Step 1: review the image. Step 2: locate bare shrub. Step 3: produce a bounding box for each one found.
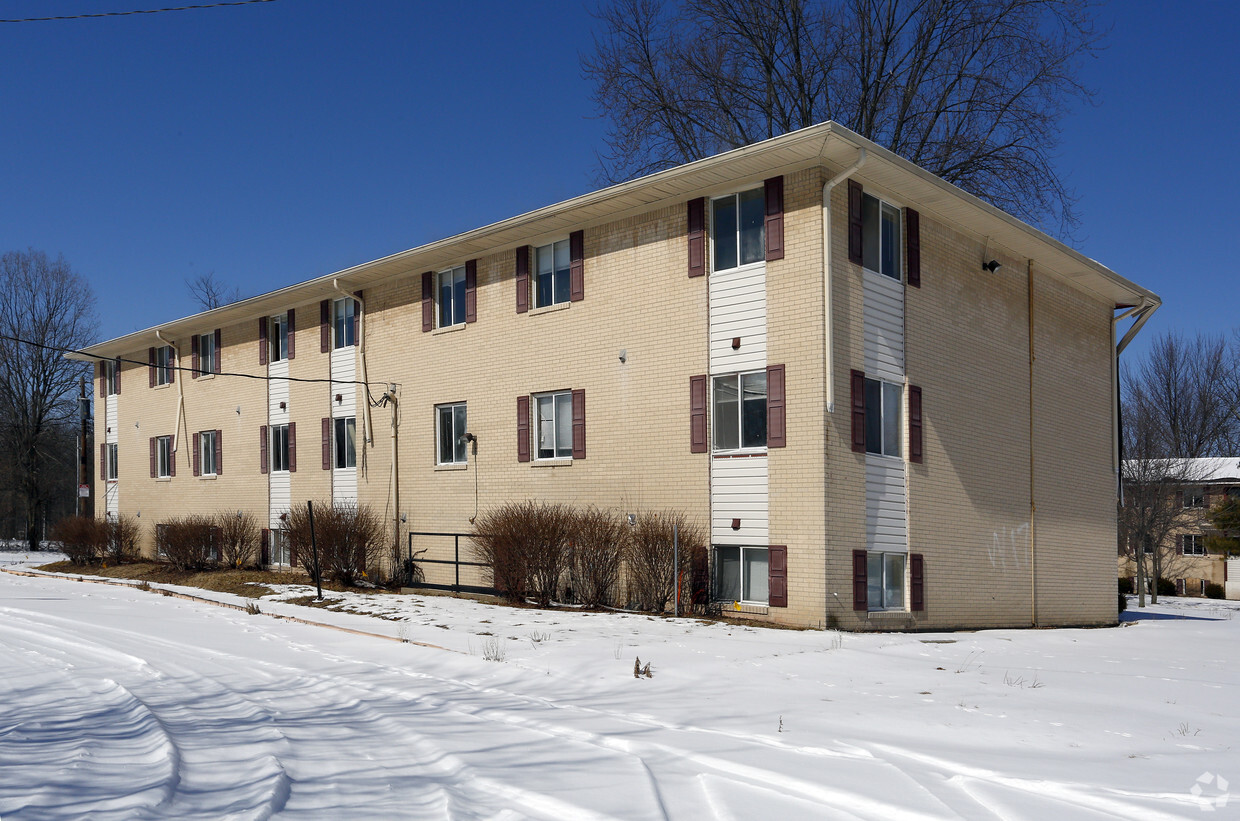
[472,501,575,606]
[50,516,107,565]
[105,514,142,564]
[570,507,627,608]
[285,501,386,586]
[215,511,260,569]
[158,515,219,571]
[626,510,704,613]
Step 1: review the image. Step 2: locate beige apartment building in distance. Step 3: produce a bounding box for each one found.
[76,122,1160,631]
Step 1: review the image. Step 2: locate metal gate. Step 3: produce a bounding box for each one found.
[404,531,496,596]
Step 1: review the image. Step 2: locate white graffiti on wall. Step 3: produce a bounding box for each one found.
[989,523,1030,571]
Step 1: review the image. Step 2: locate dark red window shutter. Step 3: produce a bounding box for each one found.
[767,364,786,448]
[421,271,433,332]
[853,549,868,610]
[114,358,121,394]
[569,230,585,302]
[910,553,925,611]
[215,429,223,474]
[689,375,708,453]
[168,441,176,476]
[320,300,330,353]
[908,385,923,463]
[905,208,921,288]
[322,417,331,470]
[100,443,106,480]
[214,329,222,373]
[148,347,156,388]
[571,388,586,459]
[193,432,201,476]
[168,347,175,385]
[260,425,268,475]
[149,437,156,478]
[768,545,788,607]
[517,396,530,462]
[687,197,706,277]
[850,369,867,452]
[515,247,530,313]
[287,308,296,359]
[465,259,478,323]
[288,422,297,472]
[258,317,268,366]
[97,361,104,397]
[1175,490,1184,507]
[847,179,864,265]
[1176,534,1184,554]
[352,291,362,347]
[191,334,200,378]
[764,175,784,261]
[260,529,270,565]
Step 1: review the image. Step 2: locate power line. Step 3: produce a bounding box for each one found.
[0,332,399,395]
[0,0,278,23]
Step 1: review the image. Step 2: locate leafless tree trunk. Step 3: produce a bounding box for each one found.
[583,0,1101,232]
[186,272,241,311]
[0,250,98,551]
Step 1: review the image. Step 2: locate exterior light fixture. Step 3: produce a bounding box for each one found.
[983,259,1002,274]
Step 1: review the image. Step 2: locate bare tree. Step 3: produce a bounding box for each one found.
[186,272,241,310]
[583,0,1101,231]
[0,250,98,551]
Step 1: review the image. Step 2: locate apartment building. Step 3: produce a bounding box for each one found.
[77,121,1159,630]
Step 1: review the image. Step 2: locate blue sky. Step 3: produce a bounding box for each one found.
[1,0,1236,362]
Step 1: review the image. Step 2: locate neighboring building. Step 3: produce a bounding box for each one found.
[1119,458,1240,597]
[74,121,1159,630]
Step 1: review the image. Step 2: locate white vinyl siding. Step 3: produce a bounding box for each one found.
[711,455,769,545]
[866,457,908,552]
[709,263,767,372]
[330,345,357,505]
[268,357,290,526]
[863,269,904,382]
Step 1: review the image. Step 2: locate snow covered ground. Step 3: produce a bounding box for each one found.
[0,555,1236,819]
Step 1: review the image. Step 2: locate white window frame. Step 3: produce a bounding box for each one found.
[102,360,118,396]
[437,265,467,328]
[534,391,572,460]
[713,545,770,605]
[1182,534,1206,556]
[155,346,174,386]
[198,332,216,375]
[534,239,571,308]
[105,443,118,481]
[333,297,356,349]
[436,402,468,465]
[334,416,357,469]
[711,371,768,453]
[710,187,765,273]
[270,529,292,567]
[867,550,907,611]
[156,435,172,478]
[199,430,217,476]
[865,377,903,459]
[862,193,903,282]
[270,424,290,473]
[270,313,289,363]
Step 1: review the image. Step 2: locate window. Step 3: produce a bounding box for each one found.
[867,551,906,610]
[711,188,764,272]
[438,266,467,327]
[333,298,356,348]
[714,545,769,604]
[333,417,356,469]
[535,240,571,308]
[102,360,118,395]
[862,193,902,280]
[535,391,572,459]
[712,371,767,451]
[270,529,292,566]
[436,403,468,465]
[154,346,174,386]
[197,332,216,375]
[156,435,172,478]
[198,430,217,476]
[270,313,289,362]
[865,378,902,457]
[270,424,290,472]
[105,443,118,481]
[1183,488,1205,508]
[1182,534,1206,556]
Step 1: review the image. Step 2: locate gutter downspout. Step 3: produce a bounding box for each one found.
[154,330,185,465]
[822,148,866,414]
[1027,261,1037,627]
[332,280,375,459]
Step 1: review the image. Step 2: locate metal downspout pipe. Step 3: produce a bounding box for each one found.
[154,330,184,465]
[331,280,375,456]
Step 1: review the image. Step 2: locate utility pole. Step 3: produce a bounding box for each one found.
[77,376,90,518]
